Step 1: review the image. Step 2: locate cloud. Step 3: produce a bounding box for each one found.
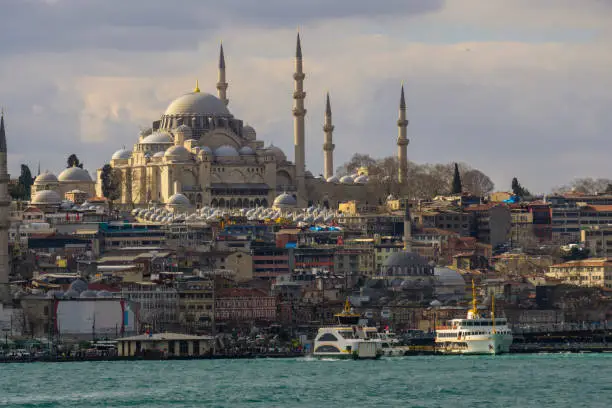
[1,0,612,193]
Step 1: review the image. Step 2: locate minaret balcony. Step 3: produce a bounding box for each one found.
[323,143,335,151]
[293,72,306,81]
[323,124,335,132]
[292,108,307,117]
[216,82,228,90]
[397,119,409,127]
[397,138,409,146]
[293,91,306,99]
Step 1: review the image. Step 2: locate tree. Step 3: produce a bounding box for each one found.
[100,164,121,206]
[67,154,83,169]
[335,153,377,176]
[18,164,34,200]
[463,169,494,196]
[511,177,531,198]
[451,163,462,194]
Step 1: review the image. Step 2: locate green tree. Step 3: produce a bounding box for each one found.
[511,177,531,198]
[100,164,121,208]
[451,163,462,194]
[18,164,34,200]
[67,154,83,169]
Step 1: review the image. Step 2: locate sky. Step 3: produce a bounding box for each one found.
[1,0,611,194]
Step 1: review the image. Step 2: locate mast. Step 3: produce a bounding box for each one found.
[471,279,478,317]
[491,292,496,334]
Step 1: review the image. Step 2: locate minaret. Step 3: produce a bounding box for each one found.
[403,200,412,251]
[217,42,229,106]
[323,92,335,180]
[293,32,307,206]
[397,84,409,185]
[0,111,10,303]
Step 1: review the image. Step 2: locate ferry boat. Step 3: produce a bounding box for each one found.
[435,280,513,355]
[312,299,382,360]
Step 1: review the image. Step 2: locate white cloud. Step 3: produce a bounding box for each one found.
[1,1,611,193]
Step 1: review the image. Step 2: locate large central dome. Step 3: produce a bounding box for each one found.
[164,91,231,117]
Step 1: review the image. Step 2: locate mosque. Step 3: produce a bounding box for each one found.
[30,34,410,212]
[96,34,411,211]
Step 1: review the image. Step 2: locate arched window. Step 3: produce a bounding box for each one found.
[314,345,341,353]
[317,333,338,342]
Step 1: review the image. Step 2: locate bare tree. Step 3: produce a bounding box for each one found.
[463,169,495,196]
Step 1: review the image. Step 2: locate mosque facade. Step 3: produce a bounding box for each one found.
[96,34,410,211]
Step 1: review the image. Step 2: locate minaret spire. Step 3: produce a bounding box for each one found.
[397,83,409,185]
[217,42,229,106]
[293,31,307,207]
[0,110,6,153]
[323,92,335,180]
[0,109,9,303]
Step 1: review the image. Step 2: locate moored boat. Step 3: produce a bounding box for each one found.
[312,299,382,360]
[435,280,513,355]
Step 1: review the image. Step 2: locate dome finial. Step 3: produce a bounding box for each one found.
[194,80,200,93]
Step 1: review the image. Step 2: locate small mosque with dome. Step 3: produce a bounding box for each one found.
[93,34,411,211]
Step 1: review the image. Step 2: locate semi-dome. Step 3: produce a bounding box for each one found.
[266,145,286,162]
[383,251,429,268]
[243,125,256,140]
[273,193,297,208]
[167,193,190,207]
[201,146,213,154]
[326,175,340,183]
[140,131,173,144]
[340,175,354,184]
[34,171,58,184]
[58,167,93,182]
[164,145,191,161]
[174,124,192,136]
[31,190,62,205]
[434,267,467,287]
[112,148,132,160]
[215,145,239,157]
[164,91,231,117]
[238,146,255,155]
[354,175,369,184]
[153,151,165,158]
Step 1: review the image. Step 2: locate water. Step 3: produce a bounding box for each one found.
[1,354,611,407]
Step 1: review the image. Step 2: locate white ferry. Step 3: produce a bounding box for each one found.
[312,300,382,360]
[435,280,513,355]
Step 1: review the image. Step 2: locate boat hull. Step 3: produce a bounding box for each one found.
[436,333,513,355]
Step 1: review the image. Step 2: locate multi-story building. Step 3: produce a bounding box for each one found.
[176,278,214,331]
[215,288,276,324]
[552,204,612,243]
[98,222,166,252]
[337,214,404,237]
[547,258,612,289]
[414,209,472,237]
[251,246,290,279]
[333,247,374,278]
[464,203,511,248]
[581,225,612,258]
[121,282,179,331]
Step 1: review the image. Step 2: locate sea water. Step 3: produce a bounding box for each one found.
[1,354,611,407]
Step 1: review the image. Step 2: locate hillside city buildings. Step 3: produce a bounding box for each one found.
[1,36,612,344]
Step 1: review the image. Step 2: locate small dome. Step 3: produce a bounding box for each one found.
[273,193,297,208]
[153,151,165,158]
[34,172,58,184]
[139,128,153,137]
[80,290,98,298]
[266,145,286,162]
[434,267,467,286]
[167,193,190,207]
[215,145,239,157]
[112,148,132,160]
[239,146,255,155]
[305,170,313,178]
[164,145,191,161]
[174,124,192,136]
[69,279,88,293]
[201,146,213,154]
[140,131,173,144]
[31,190,62,205]
[340,175,354,184]
[58,167,93,182]
[326,176,340,183]
[383,251,429,268]
[164,92,232,117]
[354,175,369,184]
[243,125,256,140]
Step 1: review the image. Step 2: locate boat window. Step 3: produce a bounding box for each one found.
[318,333,339,342]
[314,345,341,353]
[337,331,356,339]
